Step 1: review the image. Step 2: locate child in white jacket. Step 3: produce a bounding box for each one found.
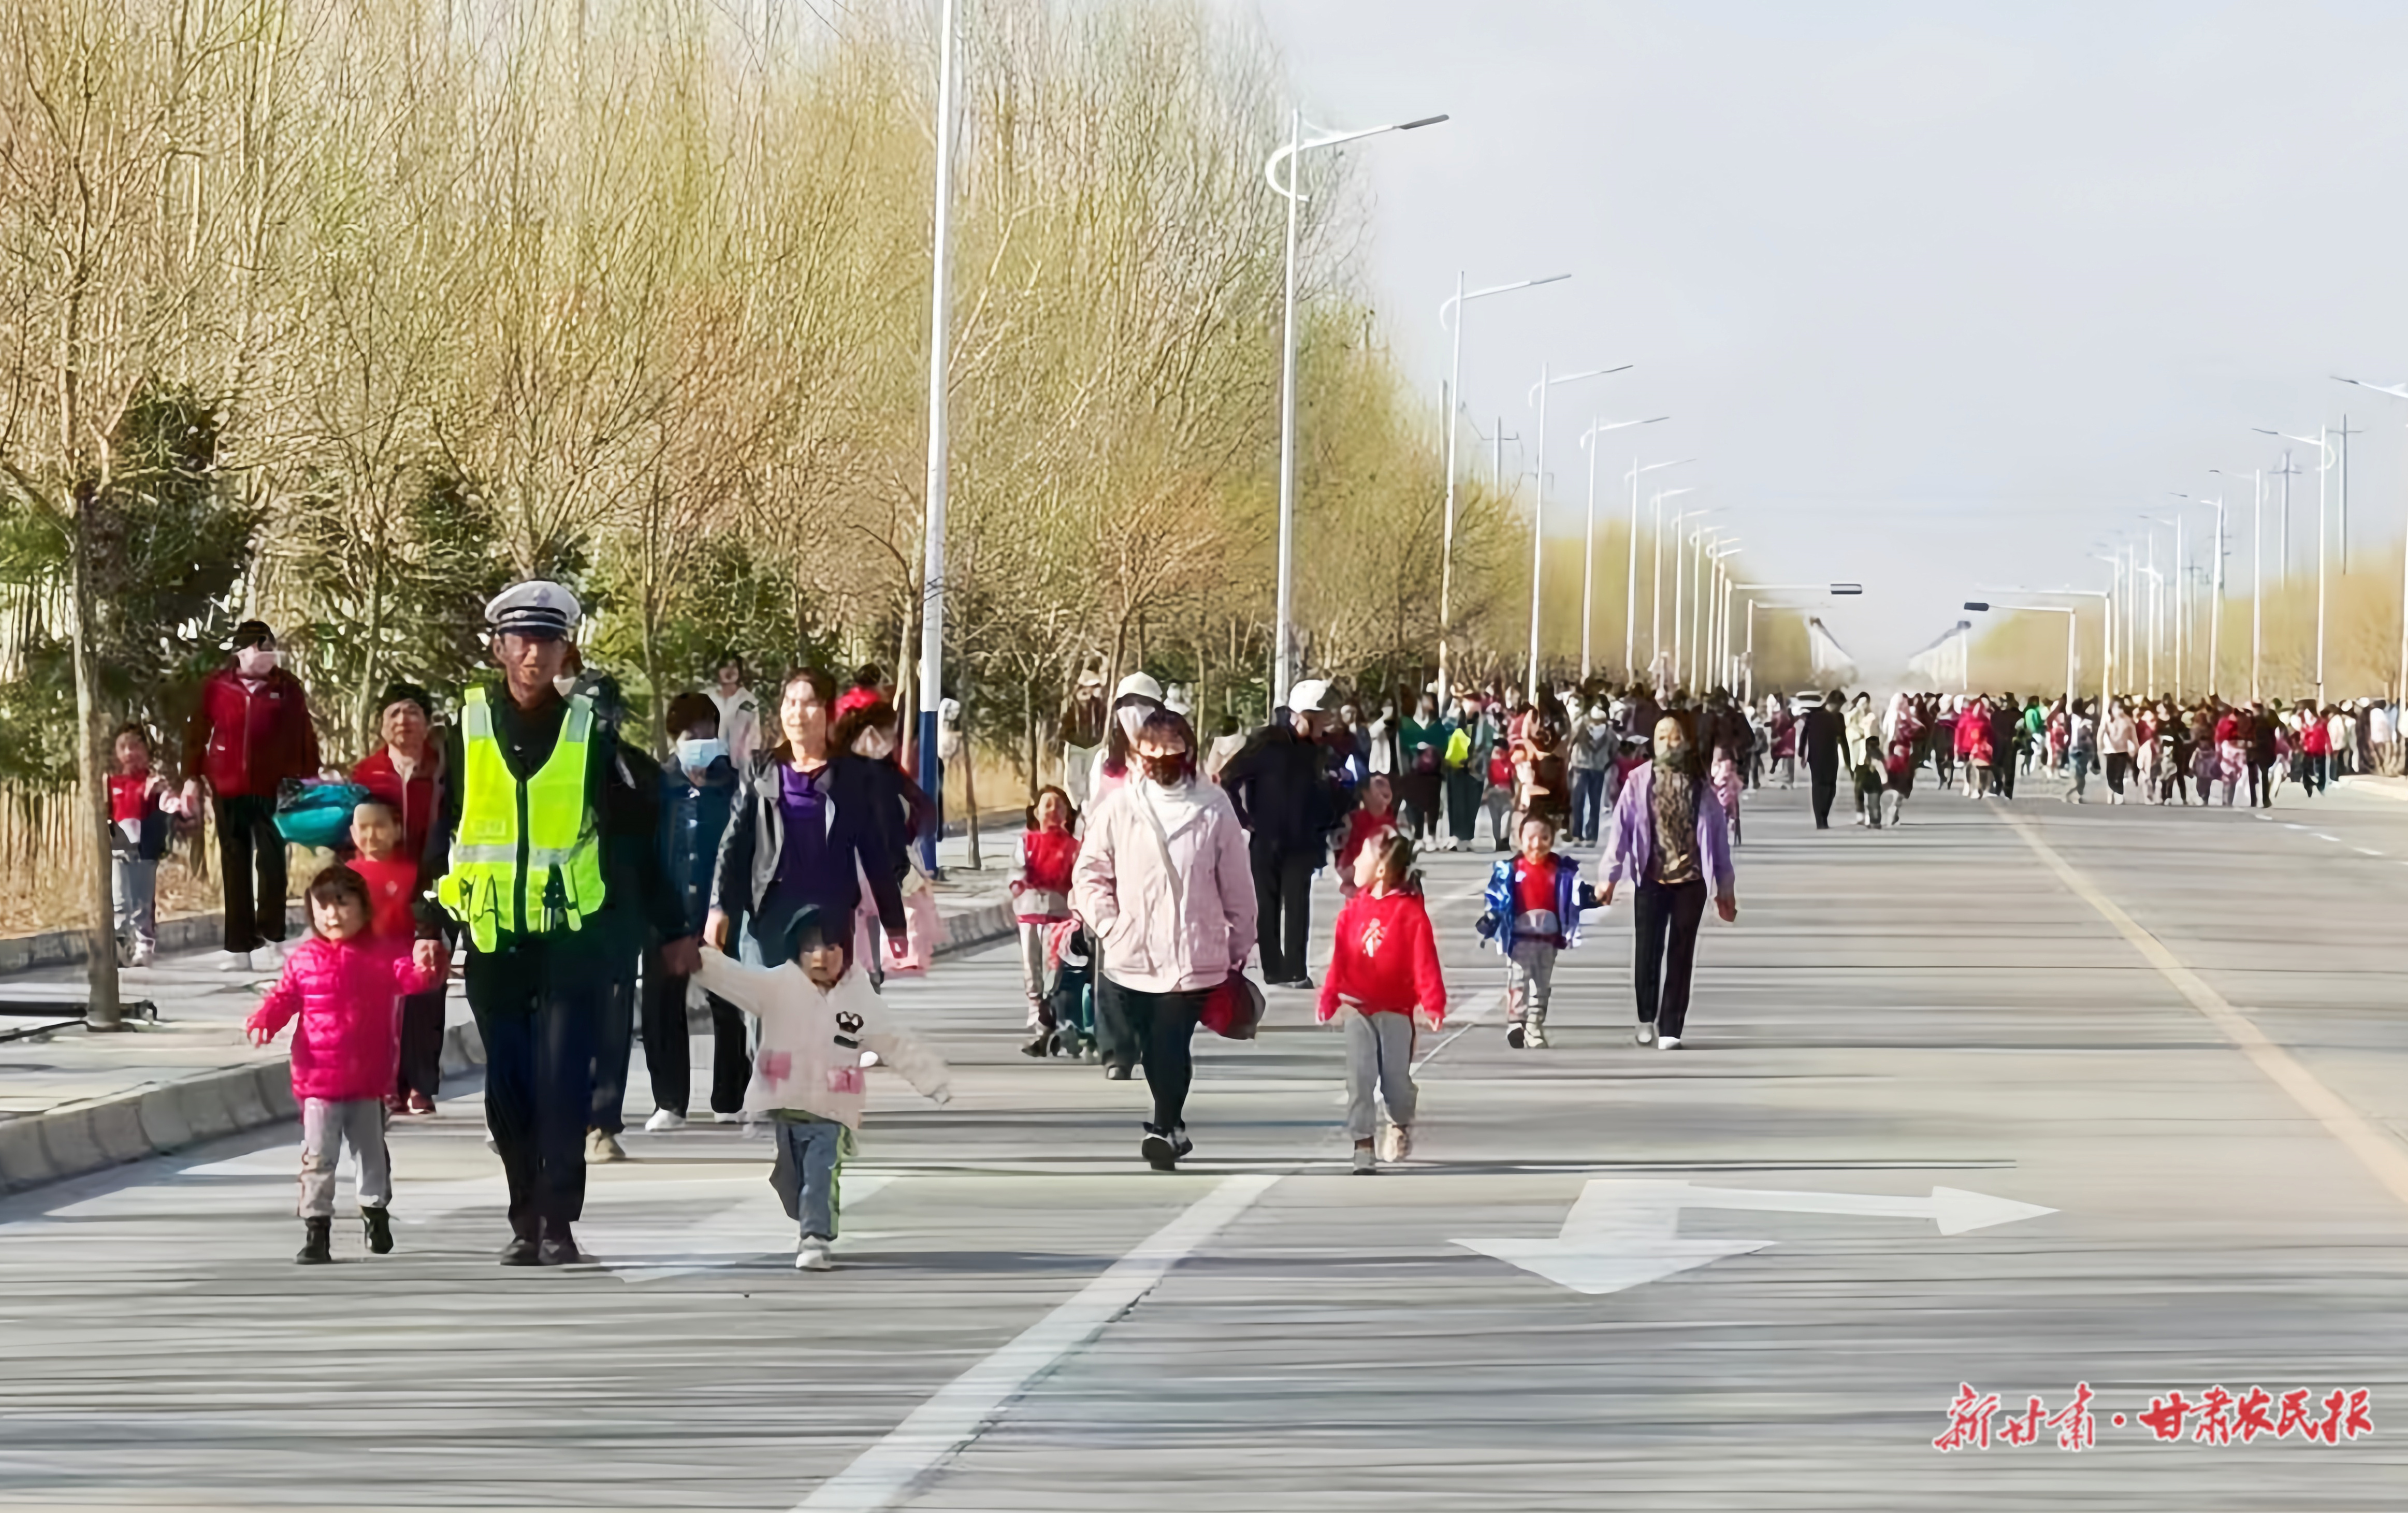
[694,906,952,1271]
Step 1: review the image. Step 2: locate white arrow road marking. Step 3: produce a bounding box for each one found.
[1456,1180,2056,1296]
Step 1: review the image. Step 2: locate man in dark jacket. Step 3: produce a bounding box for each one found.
[1800,690,1846,830]
[182,620,320,969]
[415,584,698,1265]
[1988,694,2022,801]
[1221,678,1353,987]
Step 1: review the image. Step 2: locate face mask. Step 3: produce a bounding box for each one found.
[675,736,724,771]
[1656,740,1688,769]
[1141,754,1186,786]
[856,730,896,761]
[1116,705,1149,742]
[235,647,278,678]
[554,674,578,697]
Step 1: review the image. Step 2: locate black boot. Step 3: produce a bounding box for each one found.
[296,1216,332,1265]
[362,1206,394,1256]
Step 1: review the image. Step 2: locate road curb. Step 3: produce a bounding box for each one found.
[0,906,1014,1200]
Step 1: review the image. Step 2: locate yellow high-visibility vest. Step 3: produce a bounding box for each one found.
[437,685,607,952]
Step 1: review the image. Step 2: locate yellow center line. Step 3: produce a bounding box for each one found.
[2000,811,2408,1210]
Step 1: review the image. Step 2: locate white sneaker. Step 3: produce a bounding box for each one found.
[1351,1145,1377,1175]
[643,1109,686,1133]
[1658,1035,1682,1051]
[796,1237,834,1271]
[1525,1022,1549,1049]
[713,1111,742,1124]
[127,941,155,968]
[1380,1124,1412,1163]
[213,949,253,972]
[251,940,286,970]
[1635,1023,1657,1045]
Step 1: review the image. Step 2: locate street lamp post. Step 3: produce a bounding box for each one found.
[1965,601,2078,706]
[2211,467,2265,701]
[2261,426,2336,702]
[1575,415,1667,679]
[2172,493,2225,698]
[913,0,961,874]
[1626,458,1691,678]
[1649,486,1694,686]
[1437,270,1569,704]
[1266,108,1447,709]
[2333,376,2408,713]
[1525,361,1632,702]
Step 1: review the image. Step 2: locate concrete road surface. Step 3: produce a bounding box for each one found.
[4,777,2404,1509]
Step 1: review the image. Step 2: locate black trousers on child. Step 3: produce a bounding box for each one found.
[1633,877,1709,1039]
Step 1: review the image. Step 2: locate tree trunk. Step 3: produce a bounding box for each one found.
[71,485,123,1029]
[962,709,981,871]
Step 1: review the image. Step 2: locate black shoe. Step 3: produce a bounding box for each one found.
[362,1206,394,1256]
[1141,1128,1179,1171]
[536,1222,584,1266]
[1021,1032,1050,1058]
[1105,1063,1134,1081]
[1505,1024,1526,1050]
[500,1232,541,1267]
[1287,974,1315,991]
[295,1216,332,1265]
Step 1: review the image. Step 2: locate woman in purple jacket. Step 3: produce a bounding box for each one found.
[1602,717,1738,1051]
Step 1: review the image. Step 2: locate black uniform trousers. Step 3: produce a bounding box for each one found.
[1808,759,1839,829]
[467,939,606,1236]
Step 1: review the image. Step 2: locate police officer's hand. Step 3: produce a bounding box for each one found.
[661,935,703,977]
[413,939,443,977]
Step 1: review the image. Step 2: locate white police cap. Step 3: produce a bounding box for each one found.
[486,580,582,639]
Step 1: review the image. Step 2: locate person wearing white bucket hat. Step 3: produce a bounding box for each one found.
[1220,676,1352,988]
[1086,672,1165,810]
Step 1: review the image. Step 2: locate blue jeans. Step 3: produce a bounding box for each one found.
[1571,768,1607,841]
[771,1117,848,1241]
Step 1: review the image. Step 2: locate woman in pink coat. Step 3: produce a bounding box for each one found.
[1070,708,1257,1172]
[247,865,441,1264]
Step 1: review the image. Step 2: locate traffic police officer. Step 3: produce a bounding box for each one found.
[416,581,699,1264]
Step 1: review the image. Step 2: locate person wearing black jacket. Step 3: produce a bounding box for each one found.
[414,584,698,1267]
[1988,693,2021,802]
[1800,690,1846,830]
[1220,678,1354,987]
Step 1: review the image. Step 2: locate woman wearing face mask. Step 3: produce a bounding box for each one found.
[183,620,321,972]
[708,668,908,975]
[1069,709,1257,1170]
[1089,673,1166,810]
[1601,716,1737,1051]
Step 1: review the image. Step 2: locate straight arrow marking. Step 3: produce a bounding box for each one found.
[1456,1180,2055,1296]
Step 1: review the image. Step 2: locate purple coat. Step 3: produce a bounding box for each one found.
[1604,763,1735,895]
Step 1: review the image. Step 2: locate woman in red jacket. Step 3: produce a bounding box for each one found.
[182,621,320,971]
[1318,831,1446,1175]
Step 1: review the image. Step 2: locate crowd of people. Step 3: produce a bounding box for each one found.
[139,583,2400,1274]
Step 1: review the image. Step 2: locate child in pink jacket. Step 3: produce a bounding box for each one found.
[247,865,439,1264]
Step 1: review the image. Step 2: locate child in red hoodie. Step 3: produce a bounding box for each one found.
[1011,786,1080,1054]
[1334,774,1399,901]
[1318,831,1446,1174]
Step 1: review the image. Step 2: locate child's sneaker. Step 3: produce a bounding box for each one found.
[1526,1022,1549,1049]
[795,1236,834,1271]
[1351,1145,1376,1175]
[362,1207,394,1255]
[1505,1023,1526,1050]
[296,1216,332,1265]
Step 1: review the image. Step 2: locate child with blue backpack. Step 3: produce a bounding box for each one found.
[1476,812,1604,1049]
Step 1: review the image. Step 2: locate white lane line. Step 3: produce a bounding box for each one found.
[2312,832,2342,843]
[1415,990,1506,1070]
[2353,846,2385,857]
[794,1172,1279,1511]
[2001,812,2408,1211]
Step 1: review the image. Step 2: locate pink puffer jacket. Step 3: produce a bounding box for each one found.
[246,936,438,1102]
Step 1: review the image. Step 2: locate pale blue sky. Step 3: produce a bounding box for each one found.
[1247,0,2408,672]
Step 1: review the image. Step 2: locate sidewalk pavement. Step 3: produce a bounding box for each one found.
[0,822,1015,1197]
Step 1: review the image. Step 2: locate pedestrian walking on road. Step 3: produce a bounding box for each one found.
[1476,813,1602,1050]
[694,905,950,1271]
[1602,716,1737,1051]
[2100,700,2137,804]
[1220,678,1351,989]
[1801,690,1845,828]
[345,797,441,1116]
[183,619,320,972]
[107,722,182,968]
[1070,709,1258,1171]
[1320,831,1446,1175]
[641,693,749,1132]
[422,583,700,1267]
[1010,786,1080,1057]
[249,865,441,1264]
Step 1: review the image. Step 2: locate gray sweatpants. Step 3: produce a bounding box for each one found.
[1344,1009,1418,1141]
[299,1097,390,1218]
[111,856,157,951]
[1017,921,1054,1026]
[1505,939,1557,1027]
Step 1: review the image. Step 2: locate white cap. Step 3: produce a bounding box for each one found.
[1287,677,1331,714]
[1114,672,1164,704]
[485,580,582,638]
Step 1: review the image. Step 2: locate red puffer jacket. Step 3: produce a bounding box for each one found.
[184,666,319,799]
[245,935,437,1102]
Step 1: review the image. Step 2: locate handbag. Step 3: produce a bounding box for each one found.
[1198,971,1266,1040]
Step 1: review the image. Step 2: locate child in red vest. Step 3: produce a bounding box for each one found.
[349,797,446,1114]
[1319,832,1446,1174]
[1011,786,1080,1055]
[1334,774,1399,900]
